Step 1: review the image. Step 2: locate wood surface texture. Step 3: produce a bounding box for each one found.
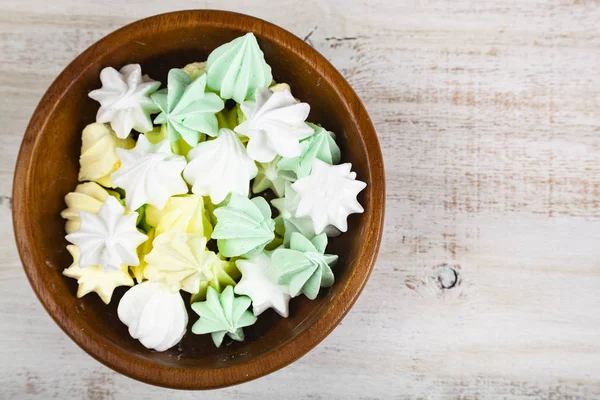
[1,0,599,399]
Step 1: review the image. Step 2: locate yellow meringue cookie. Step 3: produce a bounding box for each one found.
[145,194,213,239]
[78,123,134,187]
[60,182,119,234]
[132,227,156,284]
[145,124,167,144]
[63,245,133,304]
[216,107,241,131]
[269,82,291,93]
[182,61,207,81]
[145,124,195,157]
[171,136,195,157]
[191,255,240,303]
[144,232,225,294]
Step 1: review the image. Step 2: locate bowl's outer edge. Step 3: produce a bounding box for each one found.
[12,10,386,390]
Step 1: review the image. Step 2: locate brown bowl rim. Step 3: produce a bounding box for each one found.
[12,10,385,389]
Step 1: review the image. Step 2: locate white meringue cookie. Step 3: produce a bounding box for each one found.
[112,134,188,211]
[291,159,366,235]
[65,196,147,271]
[117,282,188,352]
[183,128,258,204]
[63,245,133,305]
[234,88,314,163]
[88,64,161,139]
[234,252,291,317]
[272,182,340,245]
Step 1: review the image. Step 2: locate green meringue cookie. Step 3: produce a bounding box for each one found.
[206,32,273,104]
[278,123,341,178]
[191,286,257,347]
[272,232,338,300]
[152,69,224,146]
[211,194,275,258]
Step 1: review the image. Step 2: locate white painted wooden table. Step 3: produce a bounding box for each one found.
[2,1,600,398]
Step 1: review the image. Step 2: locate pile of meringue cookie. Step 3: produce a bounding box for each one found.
[60,32,366,351]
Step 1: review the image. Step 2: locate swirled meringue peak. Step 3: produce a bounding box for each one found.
[144,232,218,294]
[292,159,366,235]
[191,286,257,348]
[206,32,273,104]
[272,232,338,300]
[65,196,147,271]
[278,123,341,178]
[118,281,188,352]
[112,134,188,211]
[272,182,340,246]
[235,88,314,163]
[183,128,258,204]
[88,64,161,139]
[211,194,275,258]
[152,69,224,146]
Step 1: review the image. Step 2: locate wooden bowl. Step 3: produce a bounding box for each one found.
[12,10,385,389]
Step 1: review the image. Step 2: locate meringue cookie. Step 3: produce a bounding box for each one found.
[190,254,239,304]
[182,61,207,80]
[144,124,167,144]
[234,252,291,317]
[191,286,257,348]
[63,245,133,304]
[272,182,340,245]
[211,194,275,258]
[272,232,338,300]
[216,106,242,131]
[269,82,291,93]
[206,32,273,104]
[88,64,161,139]
[252,156,296,197]
[112,134,188,211]
[292,159,366,235]
[235,88,314,162]
[61,182,115,234]
[278,123,341,178]
[144,232,218,294]
[118,281,188,352]
[183,128,258,204]
[65,196,147,271]
[152,69,224,146]
[78,123,135,187]
[132,227,155,284]
[145,195,212,239]
[146,123,197,157]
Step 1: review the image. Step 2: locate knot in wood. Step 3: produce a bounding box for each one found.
[435,264,459,290]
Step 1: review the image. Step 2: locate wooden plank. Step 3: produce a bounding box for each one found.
[2,0,600,398]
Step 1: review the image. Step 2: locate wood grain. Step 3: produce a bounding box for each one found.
[2,0,600,398]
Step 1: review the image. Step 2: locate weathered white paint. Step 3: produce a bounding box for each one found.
[1,0,600,398]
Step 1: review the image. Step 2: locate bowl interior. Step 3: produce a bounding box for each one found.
[16,12,382,388]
